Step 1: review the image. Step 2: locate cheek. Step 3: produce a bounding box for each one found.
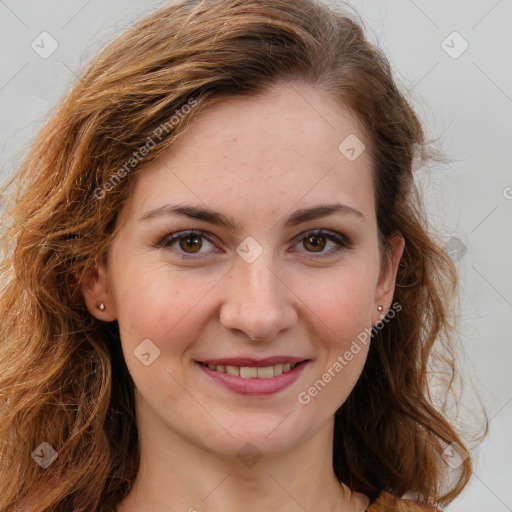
[294,264,377,339]
[292,266,375,403]
[111,256,221,352]
[111,262,217,407]
[296,283,373,415]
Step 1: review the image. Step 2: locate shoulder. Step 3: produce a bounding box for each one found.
[366,490,442,512]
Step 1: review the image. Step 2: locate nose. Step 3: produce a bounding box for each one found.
[219,254,297,342]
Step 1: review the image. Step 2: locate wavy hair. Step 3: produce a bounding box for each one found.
[0,0,487,510]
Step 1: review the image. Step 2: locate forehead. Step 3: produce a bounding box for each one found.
[123,81,376,230]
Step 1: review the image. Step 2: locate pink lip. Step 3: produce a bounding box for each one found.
[196,359,310,396]
[200,356,307,367]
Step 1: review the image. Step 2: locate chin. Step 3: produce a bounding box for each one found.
[199,412,308,462]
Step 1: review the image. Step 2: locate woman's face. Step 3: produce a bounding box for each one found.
[84,81,403,462]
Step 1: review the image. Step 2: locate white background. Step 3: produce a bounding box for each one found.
[0,1,511,511]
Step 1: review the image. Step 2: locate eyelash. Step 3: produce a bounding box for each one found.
[158,229,352,260]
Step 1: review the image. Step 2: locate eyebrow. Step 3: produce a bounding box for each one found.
[139,202,365,229]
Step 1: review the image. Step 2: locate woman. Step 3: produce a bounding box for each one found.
[0,0,487,511]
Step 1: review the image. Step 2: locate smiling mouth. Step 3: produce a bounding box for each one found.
[197,361,307,379]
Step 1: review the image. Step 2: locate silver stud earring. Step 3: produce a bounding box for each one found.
[98,303,105,311]
[377,305,383,312]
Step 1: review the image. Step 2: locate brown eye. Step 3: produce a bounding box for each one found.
[160,230,216,259]
[303,235,327,252]
[293,229,351,258]
[179,235,203,253]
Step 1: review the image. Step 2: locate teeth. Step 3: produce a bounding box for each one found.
[204,362,299,379]
[273,364,283,376]
[225,365,240,376]
[240,366,258,378]
[256,366,273,378]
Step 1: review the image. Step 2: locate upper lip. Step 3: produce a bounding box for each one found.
[198,356,309,367]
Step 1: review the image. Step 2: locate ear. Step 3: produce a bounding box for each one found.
[373,232,405,324]
[81,257,117,322]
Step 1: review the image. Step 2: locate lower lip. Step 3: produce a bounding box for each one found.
[197,361,309,396]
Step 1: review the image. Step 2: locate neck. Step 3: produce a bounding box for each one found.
[115,400,365,512]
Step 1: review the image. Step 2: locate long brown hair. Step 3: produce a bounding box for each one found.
[0,0,487,510]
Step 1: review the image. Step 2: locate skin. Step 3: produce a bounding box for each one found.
[82,80,404,512]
